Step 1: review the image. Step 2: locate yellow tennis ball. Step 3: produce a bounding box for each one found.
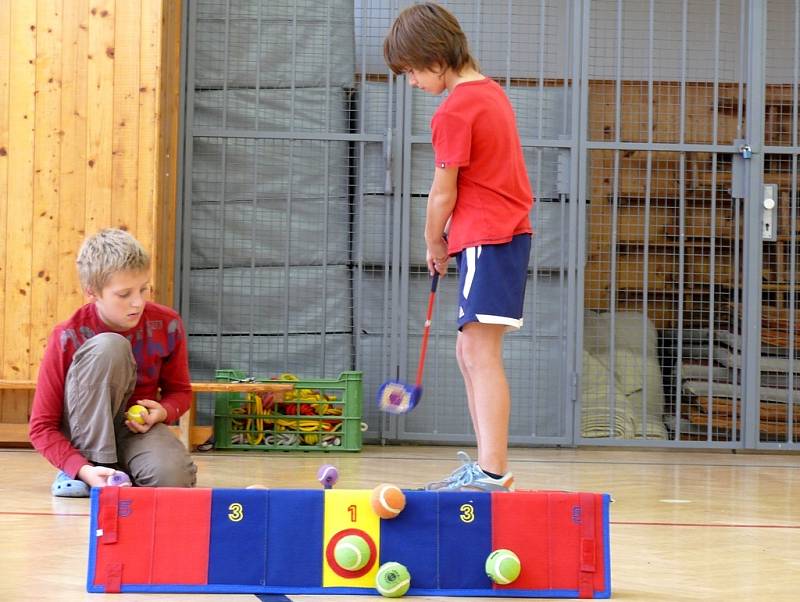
[485,549,521,585]
[375,561,410,597]
[333,534,371,572]
[126,404,148,425]
[370,483,406,519]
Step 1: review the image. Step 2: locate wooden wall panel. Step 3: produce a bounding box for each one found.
[24,0,63,425]
[5,2,37,389]
[0,0,182,432]
[58,0,89,319]
[154,0,182,303]
[137,0,160,274]
[0,2,11,421]
[111,1,140,230]
[32,0,63,372]
[0,3,10,423]
[85,0,115,232]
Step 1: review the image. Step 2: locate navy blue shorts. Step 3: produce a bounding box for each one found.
[454,233,531,331]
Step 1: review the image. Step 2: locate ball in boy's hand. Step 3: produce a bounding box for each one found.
[317,464,339,489]
[370,483,406,519]
[106,471,131,487]
[126,404,148,424]
[333,534,371,572]
[375,561,411,597]
[485,549,521,585]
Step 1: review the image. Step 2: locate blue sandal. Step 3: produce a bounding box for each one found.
[51,471,90,498]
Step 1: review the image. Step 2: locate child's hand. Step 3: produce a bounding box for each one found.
[125,399,168,433]
[426,243,450,276]
[77,464,116,488]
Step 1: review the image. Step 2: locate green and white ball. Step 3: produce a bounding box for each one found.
[485,548,521,585]
[375,561,411,597]
[333,534,370,572]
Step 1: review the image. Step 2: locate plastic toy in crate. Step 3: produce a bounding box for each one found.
[213,370,363,452]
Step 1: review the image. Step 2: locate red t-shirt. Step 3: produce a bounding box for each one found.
[431,78,533,254]
[28,301,192,477]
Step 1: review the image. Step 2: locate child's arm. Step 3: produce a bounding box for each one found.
[154,314,192,424]
[425,165,458,274]
[28,329,91,478]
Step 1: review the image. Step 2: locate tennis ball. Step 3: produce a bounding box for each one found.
[370,483,406,519]
[125,404,148,425]
[375,561,410,597]
[333,534,371,572]
[485,549,521,585]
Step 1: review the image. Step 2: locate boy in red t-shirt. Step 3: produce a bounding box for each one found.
[29,228,196,496]
[385,3,533,491]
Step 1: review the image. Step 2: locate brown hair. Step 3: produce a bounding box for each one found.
[383,2,478,76]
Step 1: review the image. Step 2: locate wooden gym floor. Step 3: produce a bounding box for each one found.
[1,445,799,601]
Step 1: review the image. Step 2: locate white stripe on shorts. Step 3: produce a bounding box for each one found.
[475,313,524,330]
[462,246,482,299]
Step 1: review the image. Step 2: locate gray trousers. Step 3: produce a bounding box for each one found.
[62,332,196,487]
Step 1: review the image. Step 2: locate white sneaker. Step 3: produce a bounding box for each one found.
[424,451,515,492]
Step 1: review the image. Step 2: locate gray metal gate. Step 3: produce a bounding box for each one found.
[580,0,800,450]
[179,0,800,450]
[179,0,577,445]
[759,0,800,449]
[383,1,580,445]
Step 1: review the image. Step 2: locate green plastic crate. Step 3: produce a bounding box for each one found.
[212,370,362,452]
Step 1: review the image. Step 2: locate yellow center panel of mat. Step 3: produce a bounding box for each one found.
[322,489,381,588]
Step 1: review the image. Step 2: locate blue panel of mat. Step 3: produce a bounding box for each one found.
[208,488,269,585]
[437,491,493,590]
[379,490,438,588]
[266,489,324,587]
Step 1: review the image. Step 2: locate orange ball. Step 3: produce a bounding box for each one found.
[370,483,406,519]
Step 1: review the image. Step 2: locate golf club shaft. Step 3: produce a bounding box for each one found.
[414,271,439,388]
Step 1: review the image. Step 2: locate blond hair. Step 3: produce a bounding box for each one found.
[76,228,151,294]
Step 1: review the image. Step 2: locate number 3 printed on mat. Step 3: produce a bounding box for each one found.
[459,503,474,523]
[228,502,244,522]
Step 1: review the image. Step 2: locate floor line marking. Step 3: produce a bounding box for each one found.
[0,511,90,517]
[612,520,800,529]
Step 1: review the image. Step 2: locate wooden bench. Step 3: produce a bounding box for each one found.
[0,379,294,450]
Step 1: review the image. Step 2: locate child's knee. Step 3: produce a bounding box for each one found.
[85,332,132,358]
[74,332,136,375]
[134,458,197,488]
[458,326,504,368]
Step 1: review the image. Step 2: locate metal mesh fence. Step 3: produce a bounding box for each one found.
[584,0,748,445]
[582,0,800,449]
[180,0,800,450]
[182,0,574,446]
[185,0,370,439]
[760,0,800,446]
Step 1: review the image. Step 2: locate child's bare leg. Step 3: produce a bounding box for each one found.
[456,332,480,446]
[458,322,509,475]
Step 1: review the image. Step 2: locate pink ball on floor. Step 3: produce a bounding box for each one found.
[107,471,131,487]
[317,464,339,489]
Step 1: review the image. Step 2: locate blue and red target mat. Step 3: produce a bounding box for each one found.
[87,486,611,598]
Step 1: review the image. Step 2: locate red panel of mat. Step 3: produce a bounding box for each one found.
[491,490,551,590]
[93,487,157,588]
[151,488,212,585]
[548,492,588,589]
[492,491,606,595]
